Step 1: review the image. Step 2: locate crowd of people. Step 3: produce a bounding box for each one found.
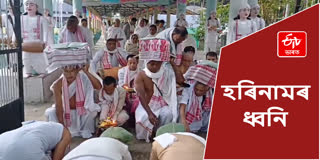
[0,0,266,159]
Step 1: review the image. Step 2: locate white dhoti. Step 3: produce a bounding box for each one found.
[45,71,101,138]
[135,63,177,142]
[135,103,173,142]
[23,51,48,75]
[45,106,97,138]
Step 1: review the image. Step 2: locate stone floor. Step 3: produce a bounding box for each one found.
[23,35,208,160]
[25,101,153,160]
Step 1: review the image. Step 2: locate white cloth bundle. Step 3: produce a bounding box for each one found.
[44,42,89,71]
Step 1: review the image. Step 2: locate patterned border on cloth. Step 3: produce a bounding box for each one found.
[184,65,217,88]
[45,43,89,70]
[139,38,171,62]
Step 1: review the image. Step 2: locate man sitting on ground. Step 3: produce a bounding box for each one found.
[91,38,128,73]
[179,63,217,132]
[0,121,71,160]
[135,38,178,142]
[98,76,128,126]
[45,64,102,138]
[118,55,139,114]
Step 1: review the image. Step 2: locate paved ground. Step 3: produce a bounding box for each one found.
[25,101,153,160]
[23,35,208,160]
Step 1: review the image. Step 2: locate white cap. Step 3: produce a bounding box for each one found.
[239,2,251,10]
[251,4,260,9]
[24,0,37,5]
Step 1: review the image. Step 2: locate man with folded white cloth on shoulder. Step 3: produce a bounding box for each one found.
[91,38,128,73]
[150,131,205,160]
[135,38,178,142]
[59,16,94,58]
[45,45,102,138]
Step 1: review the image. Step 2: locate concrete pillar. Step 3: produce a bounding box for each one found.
[206,0,217,18]
[166,10,171,28]
[43,0,53,15]
[154,9,158,23]
[285,3,290,17]
[227,0,248,44]
[72,0,83,17]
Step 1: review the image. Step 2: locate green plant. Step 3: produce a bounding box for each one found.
[194,10,206,41]
[216,3,230,28]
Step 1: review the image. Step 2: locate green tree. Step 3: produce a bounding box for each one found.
[216,3,230,27]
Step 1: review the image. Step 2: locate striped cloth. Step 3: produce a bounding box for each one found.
[184,64,217,88]
[45,43,89,71]
[139,38,171,62]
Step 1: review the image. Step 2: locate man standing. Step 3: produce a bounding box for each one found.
[123,17,137,40]
[59,16,92,45]
[156,27,188,66]
[0,121,71,160]
[81,18,94,53]
[91,38,128,72]
[135,38,178,142]
[156,27,189,86]
[107,19,127,48]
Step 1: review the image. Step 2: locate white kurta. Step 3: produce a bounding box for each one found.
[230,19,257,43]
[0,121,64,160]
[107,26,127,48]
[205,19,220,52]
[21,15,48,75]
[135,63,178,142]
[45,71,101,138]
[63,137,132,160]
[179,84,210,132]
[250,16,265,31]
[90,47,128,72]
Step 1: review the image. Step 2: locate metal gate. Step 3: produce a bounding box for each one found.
[0,0,24,134]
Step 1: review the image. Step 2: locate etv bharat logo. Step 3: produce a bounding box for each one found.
[277,31,307,58]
